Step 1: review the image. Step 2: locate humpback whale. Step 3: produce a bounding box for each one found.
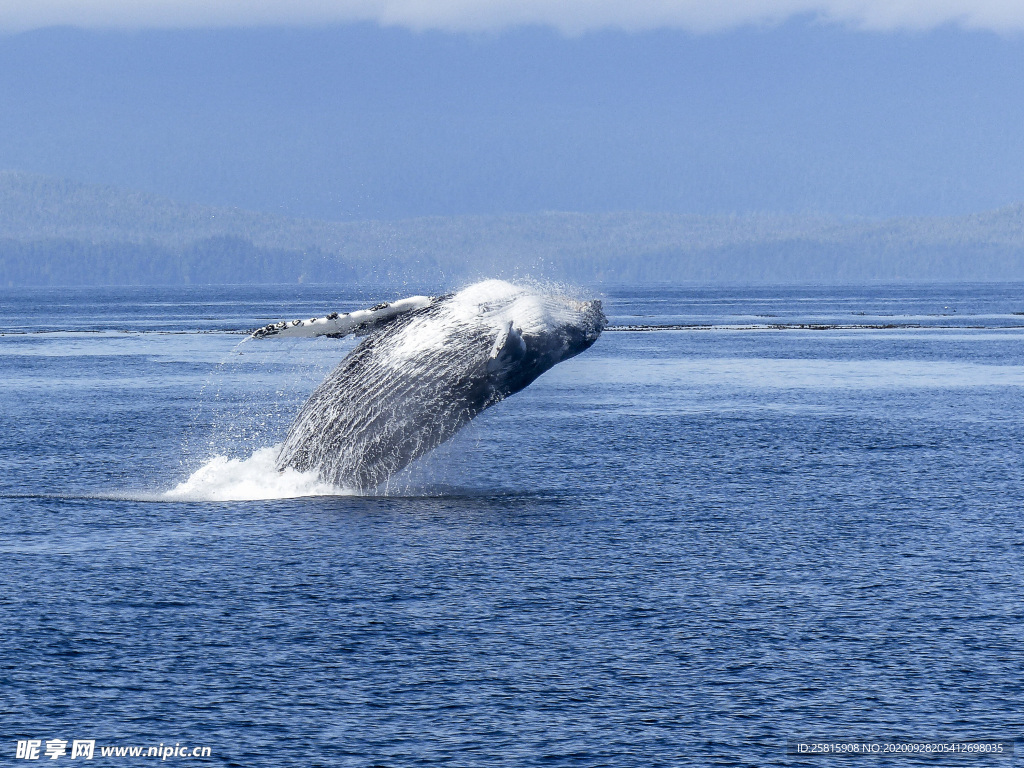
[252,280,606,490]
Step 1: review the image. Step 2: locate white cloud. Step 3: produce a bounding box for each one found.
[1,0,1023,34]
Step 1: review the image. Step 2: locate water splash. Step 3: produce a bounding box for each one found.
[163,445,348,501]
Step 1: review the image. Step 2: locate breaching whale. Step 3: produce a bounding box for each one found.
[252,280,606,490]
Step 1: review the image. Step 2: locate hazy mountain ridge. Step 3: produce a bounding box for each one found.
[2,171,1024,286]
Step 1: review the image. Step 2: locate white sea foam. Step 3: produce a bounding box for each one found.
[162,445,348,501]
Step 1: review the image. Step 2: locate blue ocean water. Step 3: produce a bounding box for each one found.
[2,283,1023,766]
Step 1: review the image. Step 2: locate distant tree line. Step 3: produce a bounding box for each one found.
[3,171,1024,286]
[7,234,1024,286]
[0,236,357,287]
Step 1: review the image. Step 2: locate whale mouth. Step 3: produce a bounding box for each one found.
[586,299,608,337]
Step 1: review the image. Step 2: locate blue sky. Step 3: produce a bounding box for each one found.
[1,4,1022,220]
[5,1,1024,34]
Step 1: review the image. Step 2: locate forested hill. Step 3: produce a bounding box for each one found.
[2,171,1024,286]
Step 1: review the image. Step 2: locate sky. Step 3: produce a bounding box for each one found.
[4,0,1024,34]
[0,3,1022,221]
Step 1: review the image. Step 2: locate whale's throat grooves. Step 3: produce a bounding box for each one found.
[276,309,496,489]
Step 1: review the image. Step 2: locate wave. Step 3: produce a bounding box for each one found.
[162,445,349,501]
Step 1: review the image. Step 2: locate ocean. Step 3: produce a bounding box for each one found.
[2,283,1022,766]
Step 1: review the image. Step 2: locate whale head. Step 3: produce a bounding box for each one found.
[446,280,606,396]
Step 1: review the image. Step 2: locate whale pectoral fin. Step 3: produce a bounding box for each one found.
[487,321,527,373]
[251,295,435,339]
